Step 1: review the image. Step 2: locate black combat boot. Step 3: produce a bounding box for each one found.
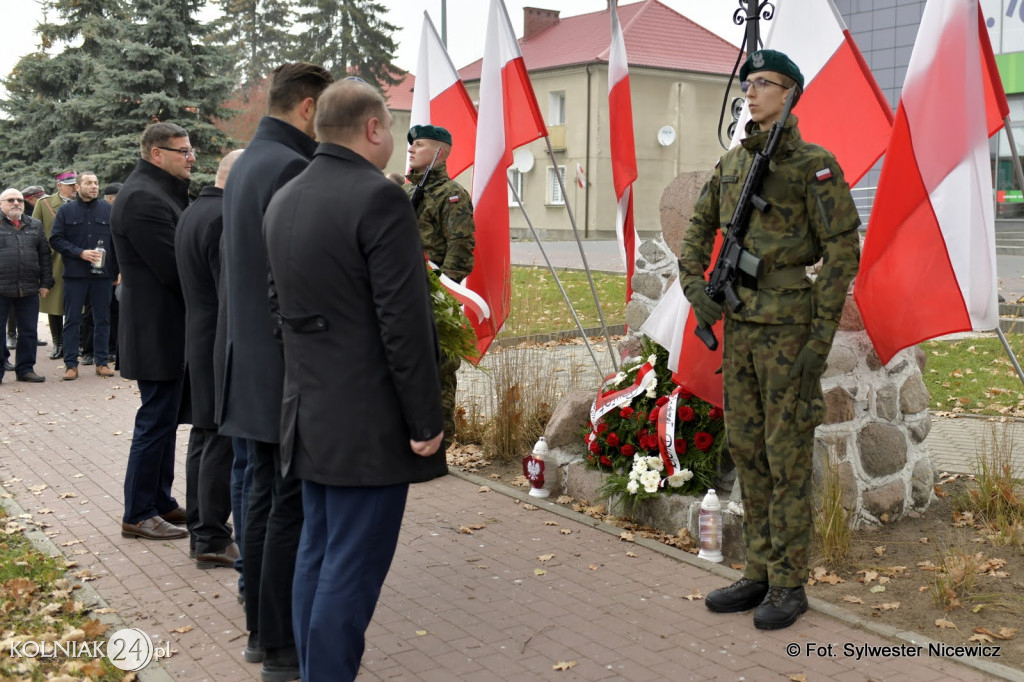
[705,578,769,613]
[261,645,299,681]
[753,585,808,630]
[49,344,63,360]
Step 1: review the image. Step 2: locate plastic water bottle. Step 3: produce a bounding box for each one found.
[698,489,723,563]
[91,239,106,275]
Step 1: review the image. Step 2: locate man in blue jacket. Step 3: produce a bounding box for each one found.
[50,172,118,380]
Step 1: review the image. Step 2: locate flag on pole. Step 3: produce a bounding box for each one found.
[645,0,891,408]
[576,162,587,189]
[979,4,1010,136]
[465,0,548,358]
[609,0,638,305]
[731,0,893,185]
[410,12,478,177]
[854,0,1004,365]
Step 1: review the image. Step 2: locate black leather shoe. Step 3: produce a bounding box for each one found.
[705,578,769,613]
[261,646,299,682]
[196,542,240,569]
[37,339,47,346]
[2,360,13,372]
[243,632,264,663]
[81,354,94,366]
[754,586,808,630]
[159,507,187,525]
[121,517,188,540]
[49,345,63,360]
[17,372,45,383]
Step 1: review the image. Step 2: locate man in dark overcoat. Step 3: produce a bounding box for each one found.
[265,78,445,682]
[216,62,332,679]
[176,150,244,571]
[111,122,193,542]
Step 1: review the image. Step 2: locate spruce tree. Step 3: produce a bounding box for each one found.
[213,0,298,87]
[293,0,401,89]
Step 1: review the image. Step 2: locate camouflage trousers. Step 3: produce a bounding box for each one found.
[723,319,825,588]
[441,353,461,451]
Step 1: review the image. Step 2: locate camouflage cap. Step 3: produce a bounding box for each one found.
[407,124,452,146]
[740,49,804,89]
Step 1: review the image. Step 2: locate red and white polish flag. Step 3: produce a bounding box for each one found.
[410,12,478,177]
[608,0,639,306]
[732,0,894,185]
[465,0,547,359]
[854,0,1005,365]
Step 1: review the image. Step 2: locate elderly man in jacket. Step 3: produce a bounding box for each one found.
[0,188,53,384]
[111,122,193,542]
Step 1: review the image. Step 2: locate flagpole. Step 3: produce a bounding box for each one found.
[995,114,1024,388]
[542,137,620,372]
[508,176,608,379]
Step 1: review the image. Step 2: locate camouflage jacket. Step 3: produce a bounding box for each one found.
[405,162,475,282]
[678,115,861,355]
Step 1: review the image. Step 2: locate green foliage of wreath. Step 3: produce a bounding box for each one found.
[584,338,724,506]
[429,268,480,363]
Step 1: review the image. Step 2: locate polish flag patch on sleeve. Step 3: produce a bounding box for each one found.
[448,194,460,203]
[815,167,833,182]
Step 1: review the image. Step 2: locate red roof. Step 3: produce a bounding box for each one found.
[383,70,415,111]
[458,0,740,81]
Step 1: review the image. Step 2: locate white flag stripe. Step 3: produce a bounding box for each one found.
[472,0,511,203]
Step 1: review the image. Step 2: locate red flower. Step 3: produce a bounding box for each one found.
[619,406,635,419]
[642,435,659,451]
[708,407,723,420]
[677,406,695,422]
[695,431,714,452]
[678,389,693,401]
[674,439,687,454]
[597,422,609,434]
[621,444,636,457]
[638,428,649,439]
[649,407,660,423]
[599,455,613,467]
[655,396,669,407]
[606,432,620,447]
[589,440,601,454]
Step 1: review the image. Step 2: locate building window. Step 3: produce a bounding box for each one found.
[508,169,523,206]
[547,166,566,205]
[549,91,566,125]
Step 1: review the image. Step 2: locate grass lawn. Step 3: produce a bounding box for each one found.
[500,266,627,338]
[921,334,1024,417]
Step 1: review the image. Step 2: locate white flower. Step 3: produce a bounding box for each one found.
[626,480,639,495]
[646,456,664,472]
[640,470,661,494]
[628,469,640,481]
[647,353,657,367]
[645,385,657,399]
[666,469,694,488]
[611,372,627,387]
[632,458,648,473]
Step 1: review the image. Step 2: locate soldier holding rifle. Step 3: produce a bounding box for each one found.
[678,49,860,630]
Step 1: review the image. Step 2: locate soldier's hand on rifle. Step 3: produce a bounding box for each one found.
[683,280,723,329]
[788,345,828,402]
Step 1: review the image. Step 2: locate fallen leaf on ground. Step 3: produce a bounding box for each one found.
[170,626,193,634]
[553,661,577,671]
[936,618,957,629]
[874,546,886,556]
[588,564,599,571]
[415,630,428,636]
[544,521,559,526]
[869,585,886,593]
[477,486,491,493]
[682,590,703,601]
[787,674,807,682]
[874,602,900,610]
[969,633,994,643]
[974,627,1017,640]
[522,504,538,511]
[857,570,879,584]
[842,596,864,604]
[533,568,547,576]
[537,553,554,562]
[619,531,635,542]
[559,529,572,535]
[625,551,638,558]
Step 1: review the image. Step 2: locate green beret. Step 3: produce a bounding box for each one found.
[740,49,804,90]
[407,124,452,146]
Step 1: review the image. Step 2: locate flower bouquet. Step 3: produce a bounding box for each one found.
[584,337,724,506]
[427,263,479,363]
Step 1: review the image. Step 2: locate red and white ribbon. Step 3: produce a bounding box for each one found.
[590,361,656,426]
[428,260,491,321]
[656,386,686,476]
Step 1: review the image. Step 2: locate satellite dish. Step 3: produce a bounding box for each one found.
[513,148,535,172]
[657,125,676,147]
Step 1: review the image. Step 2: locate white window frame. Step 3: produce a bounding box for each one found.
[507,169,523,206]
[548,91,566,125]
[547,165,566,206]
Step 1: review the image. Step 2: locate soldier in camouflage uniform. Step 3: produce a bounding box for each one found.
[678,50,861,630]
[404,124,475,451]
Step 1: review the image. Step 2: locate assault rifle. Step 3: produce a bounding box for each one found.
[694,87,797,351]
[409,146,442,210]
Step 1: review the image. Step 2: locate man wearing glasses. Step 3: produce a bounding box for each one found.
[679,50,861,630]
[0,188,53,384]
[111,122,194,542]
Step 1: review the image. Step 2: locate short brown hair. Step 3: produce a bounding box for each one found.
[267,62,334,115]
[314,80,388,143]
[140,122,188,160]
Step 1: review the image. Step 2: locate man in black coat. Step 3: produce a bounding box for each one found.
[216,62,332,679]
[266,79,445,682]
[111,122,193,542]
[176,150,243,571]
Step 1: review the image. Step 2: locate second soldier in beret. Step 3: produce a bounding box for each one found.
[404,124,476,456]
[679,49,860,630]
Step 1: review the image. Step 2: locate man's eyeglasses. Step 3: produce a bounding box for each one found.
[2,198,24,203]
[740,77,786,94]
[156,146,198,158]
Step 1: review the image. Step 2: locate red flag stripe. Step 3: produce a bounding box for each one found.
[428,82,478,177]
